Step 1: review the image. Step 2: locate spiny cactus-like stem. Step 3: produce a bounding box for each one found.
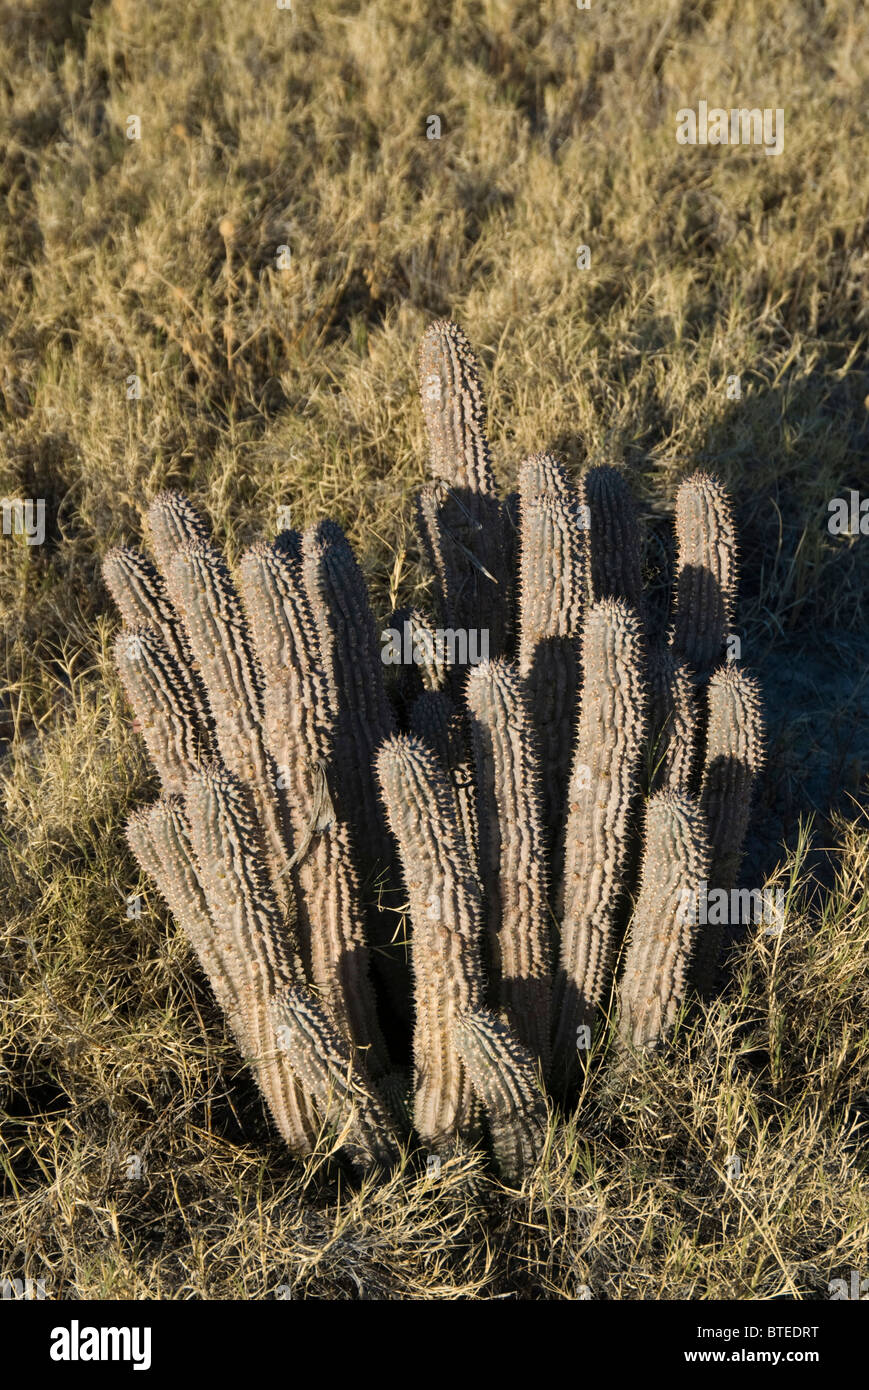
[415,485,453,625]
[301,520,410,1016]
[618,791,712,1049]
[271,986,399,1172]
[103,545,213,735]
[113,626,204,795]
[418,319,497,496]
[238,531,311,722]
[376,734,485,1151]
[517,451,577,500]
[417,319,509,653]
[671,472,736,677]
[693,665,764,993]
[128,790,317,1153]
[165,539,295,916]
[165,539,265,745]
[416,481,508,658]
[648,644,698,796]
[465,659,552,1073]
[126,798,246,1047]
[582,466,644,612]
[302,520,397,879]
[184,761,304,991]
[238,538,390,1078]
[552,598,647,1083]
[503,491,520,549]
[104,544,172,628]
[182,760,318,1149]
[408,689,457,765]
[147,490,212,579]
[502,488,521,645]
[409,689,479,870]
[452,1009,547,1183]
[700,666,764,886]
[517,454,585,845]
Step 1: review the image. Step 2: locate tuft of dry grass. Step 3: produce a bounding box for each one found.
[1,0,868,1298]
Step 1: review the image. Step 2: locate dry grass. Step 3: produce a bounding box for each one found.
[1,0,868,1298]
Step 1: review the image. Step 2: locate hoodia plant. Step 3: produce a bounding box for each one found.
[104,320,763,1181]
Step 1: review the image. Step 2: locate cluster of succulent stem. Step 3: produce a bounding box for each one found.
[106,320,763,1182]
